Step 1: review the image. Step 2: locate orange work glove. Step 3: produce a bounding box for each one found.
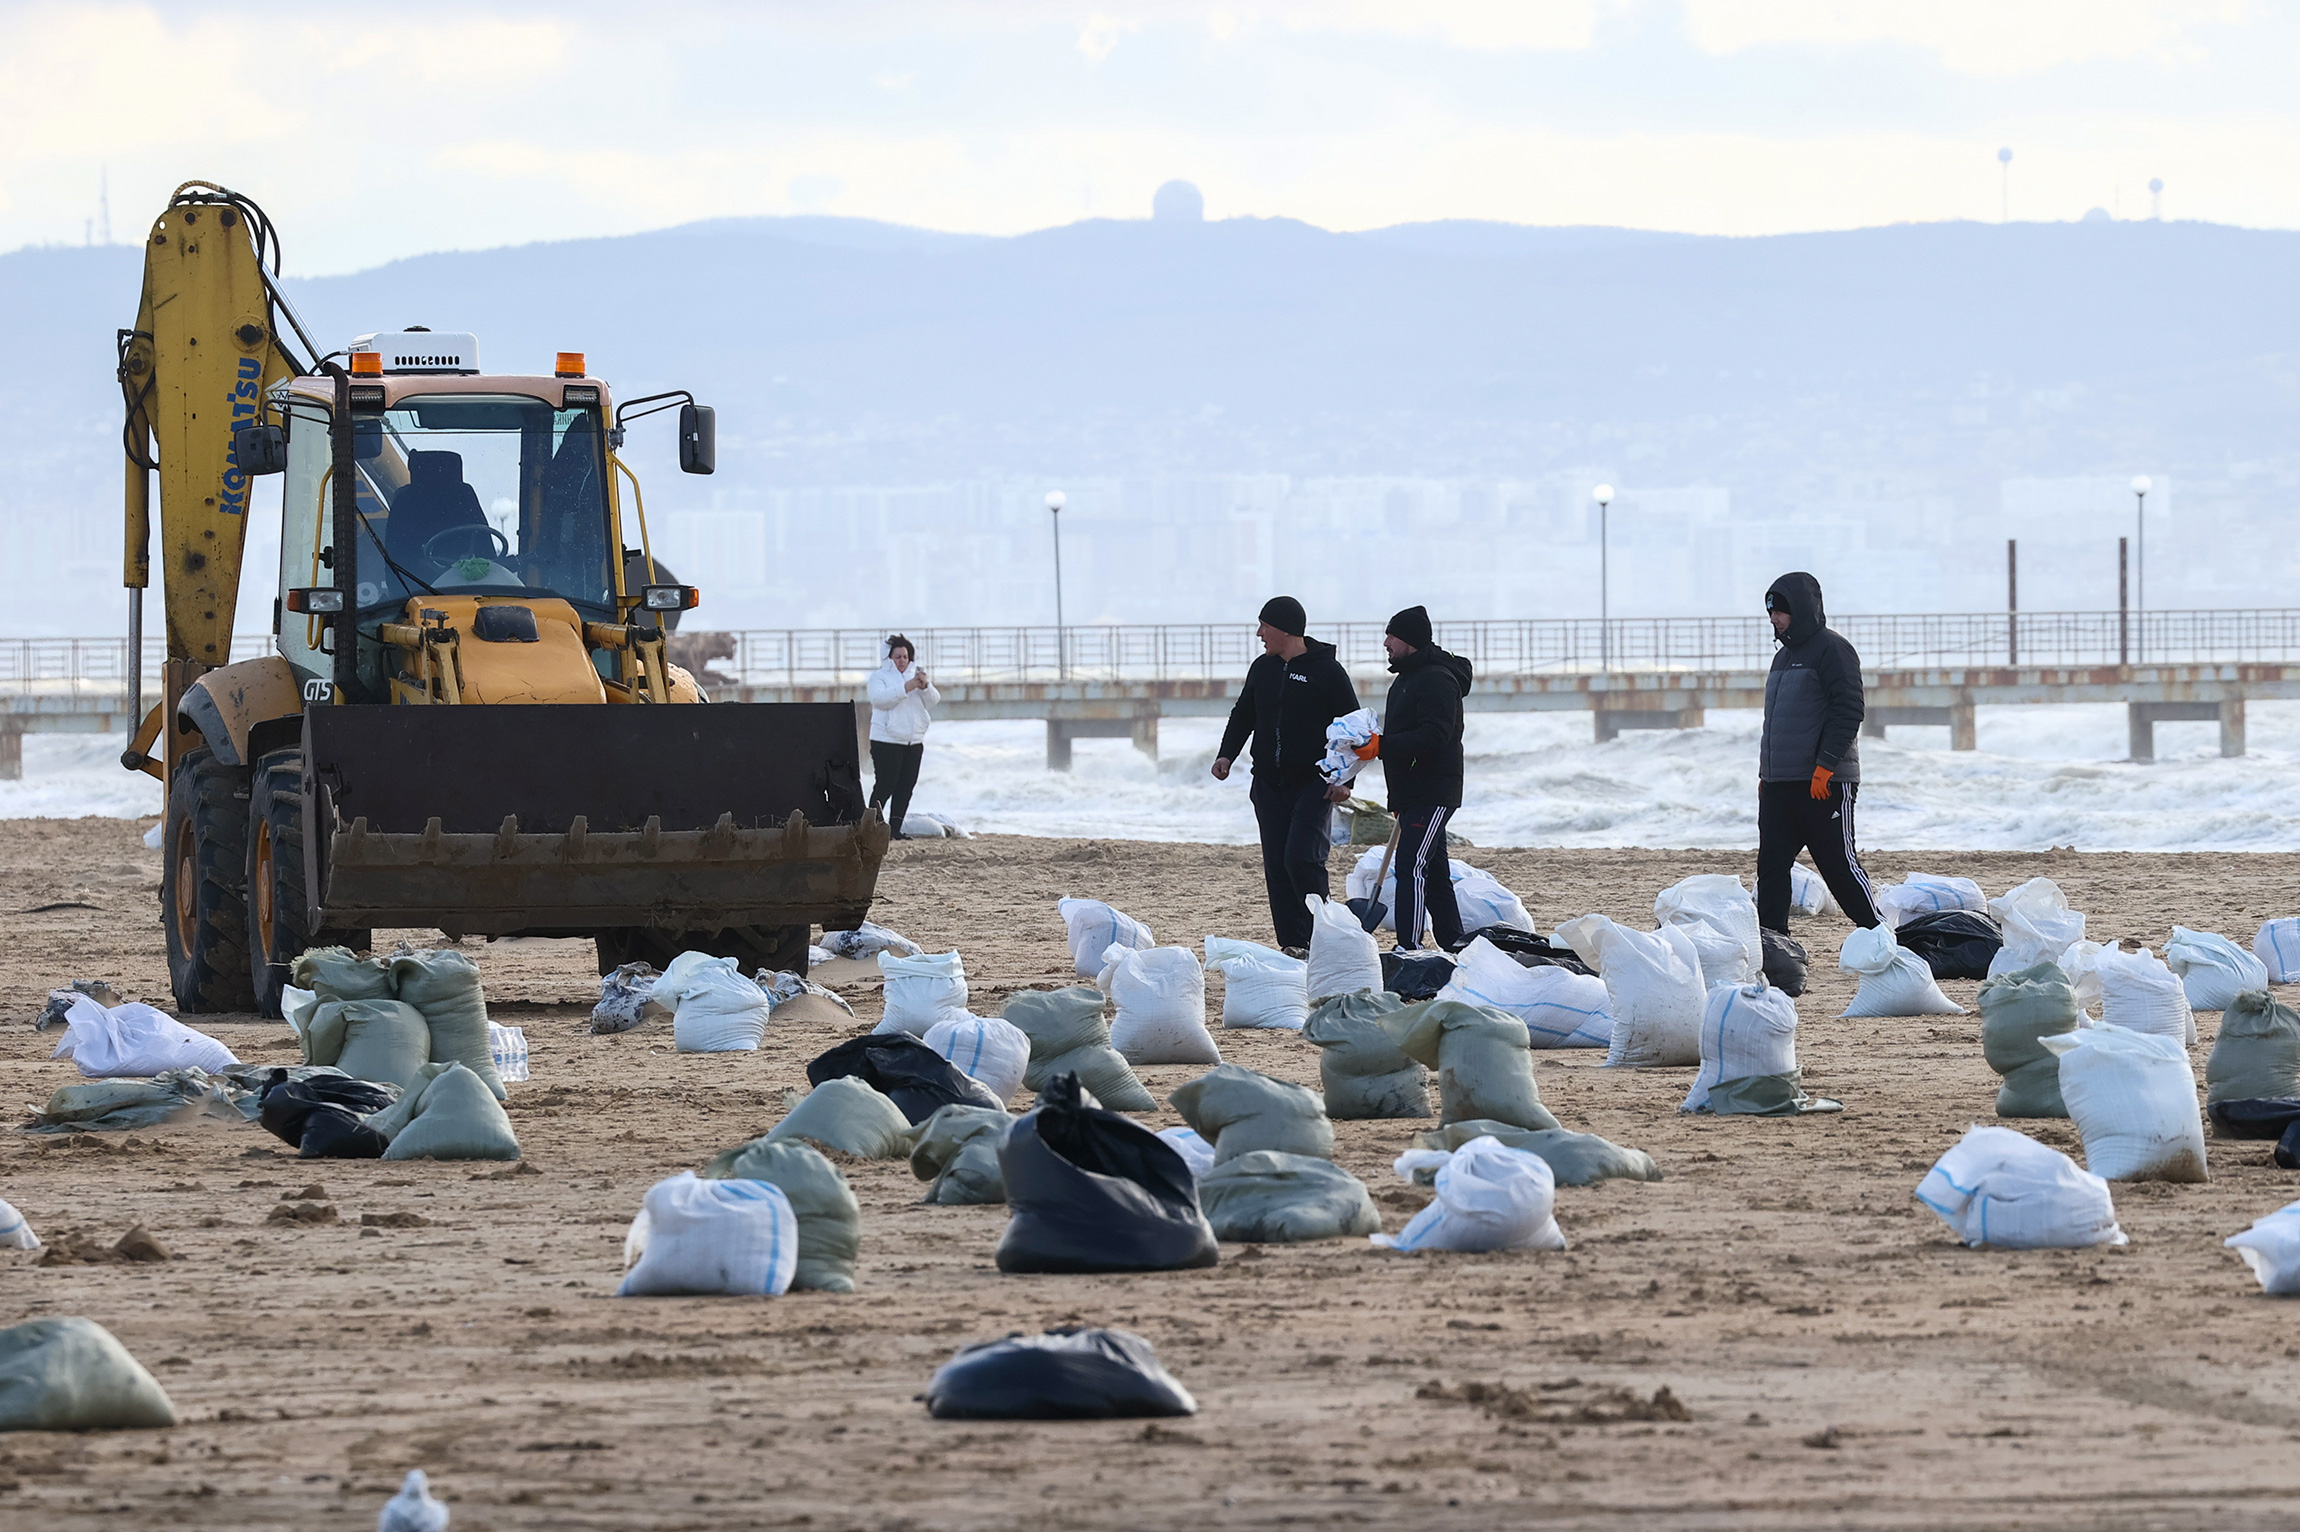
[1809,765,1834,800]
[1353,734,1382,761]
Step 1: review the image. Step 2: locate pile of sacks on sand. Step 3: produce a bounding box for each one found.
[20,948,527,1162]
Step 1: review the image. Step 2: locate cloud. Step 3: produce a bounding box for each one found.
[1678,0,2256,75]
[1264,0,1607,52]
[1077,12,1140,61]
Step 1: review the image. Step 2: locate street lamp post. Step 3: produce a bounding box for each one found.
[2130,475,2151,663]
[1593,483,1615,671]
[1045,490,1068,679]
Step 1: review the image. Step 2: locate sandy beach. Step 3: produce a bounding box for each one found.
[3,817,2298,1530]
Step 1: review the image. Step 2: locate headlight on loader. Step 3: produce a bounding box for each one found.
[641,585,699,612]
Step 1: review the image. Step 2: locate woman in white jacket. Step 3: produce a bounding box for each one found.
[866,633,940,839]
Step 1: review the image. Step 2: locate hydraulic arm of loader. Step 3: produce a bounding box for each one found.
[118,183,315,782]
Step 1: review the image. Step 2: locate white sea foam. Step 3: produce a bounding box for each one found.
[25,703,2300,851]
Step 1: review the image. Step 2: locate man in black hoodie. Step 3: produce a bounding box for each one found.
[1757,572,1880,933]
[1372,605,1475,952]
[1214,596,1361,952]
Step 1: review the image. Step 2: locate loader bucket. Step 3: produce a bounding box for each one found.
[300,703,888,937]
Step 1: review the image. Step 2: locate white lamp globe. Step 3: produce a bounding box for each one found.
[1592,483,1614,506]
[1045,491,1067,511]
[2130,475,2152,496]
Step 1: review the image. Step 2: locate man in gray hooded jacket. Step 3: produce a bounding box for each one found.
[1756,572,1880,933]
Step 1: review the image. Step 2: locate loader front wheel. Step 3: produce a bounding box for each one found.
[162,748,256,1014]
[595,924,810,979]
[247,749,369,1018]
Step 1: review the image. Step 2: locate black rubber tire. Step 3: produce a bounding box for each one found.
[595,924,810,979]
[162,749,256,1014]
[246,748,370,1018]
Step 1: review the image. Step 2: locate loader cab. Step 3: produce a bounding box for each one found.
[276,370,619,697]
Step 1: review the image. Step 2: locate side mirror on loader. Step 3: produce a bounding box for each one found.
[233,424,287,476]
[678,403,715,475]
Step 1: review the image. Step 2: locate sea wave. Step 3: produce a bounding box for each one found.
[24,702,2300,852]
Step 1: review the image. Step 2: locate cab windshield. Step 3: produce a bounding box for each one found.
[348,394,613,612]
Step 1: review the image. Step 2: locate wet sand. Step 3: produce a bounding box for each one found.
[3,818,2298,1530]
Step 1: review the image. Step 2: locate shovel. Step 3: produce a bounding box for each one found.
[1346,821,1405,934]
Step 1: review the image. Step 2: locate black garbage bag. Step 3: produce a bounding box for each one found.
[924,1327,1197,1419]
[257,1075,397,1159]
[995,1074,1219,1274]
[806,1034,1002,1125]
[2206,1097,2300,1168]
[1895,910,2004,981]
[1381,950,1456,1001]
[1463,927,1594,977]
[1761,930,1810,997]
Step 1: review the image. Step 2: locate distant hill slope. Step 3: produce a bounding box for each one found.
[4,210,2295,629]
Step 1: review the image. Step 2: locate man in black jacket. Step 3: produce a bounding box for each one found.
[1756,572,1880,933]
[1214,596,1361,952]
[1373,605,1474,952]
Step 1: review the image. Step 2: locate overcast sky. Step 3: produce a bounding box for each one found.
[3,0,2293,272]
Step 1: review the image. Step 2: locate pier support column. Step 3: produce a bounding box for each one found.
[1949,699,1977,752]
[0,724,19,781]
[2128,704,2155,764]
[2220,697,2247,758]
[1861,717,1886,740]
[1130,711,1159,759]
[1046,721,1073,772]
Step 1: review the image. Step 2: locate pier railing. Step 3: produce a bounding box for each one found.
[5,610,2299,696]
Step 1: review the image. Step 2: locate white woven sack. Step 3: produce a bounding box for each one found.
[1988,877,2086,977]
[1101,944,1219,1065]
[2254,919,2300,985]
[922,1012,1032,1102]
[1915,1125,2126,1248]
[1341,852,1533,936]
[875,950,969,1036]
[2058,941,2108,1017]
[1452,866,1535,935]
[819,921,920,959]
[51,996,239,1078]
[1677,920,1757,989]
[2164,926,2269,1013]
[618,1173,799,1297]
[1682,982,1799,1113]
[1839,925,1965,1017]
[2225,1201,2300,1296]
[1156,1126,1217,1178]
[1056,898,1154,979]
[2092,946,2194,1044]
[1654,874,1762,980]
[0,1198,39,1251]
[1305,895,1383,1000]
[1435,937,1611,1048]
[1204,941,1310,1031]
[2041,1027,2208,1182]
[1875,873,1987,929]
[1553,915,1705,1068]
[655,952,771,1053]
[1371,1136,1566,1253]
[1788,863,1836,917]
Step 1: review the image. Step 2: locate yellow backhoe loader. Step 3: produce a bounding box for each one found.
[119,182,887,1014]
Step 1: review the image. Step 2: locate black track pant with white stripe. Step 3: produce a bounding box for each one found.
[1755,779,1880,932]
[1391,804,1466,952]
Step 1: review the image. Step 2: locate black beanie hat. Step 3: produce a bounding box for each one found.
[1386,605,1432,647]
[1258,596,1307,636]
